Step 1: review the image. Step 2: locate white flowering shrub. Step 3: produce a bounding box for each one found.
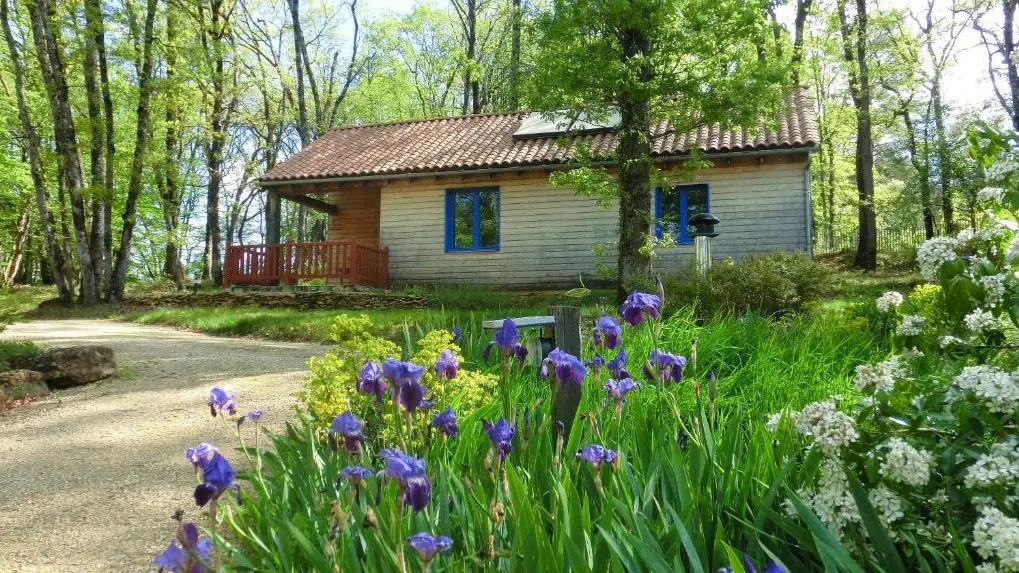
[776,124,1019,571]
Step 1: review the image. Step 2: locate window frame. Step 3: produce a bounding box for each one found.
[444,187,501,252]
[654,183,710,245]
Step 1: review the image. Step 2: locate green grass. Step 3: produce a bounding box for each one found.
[0,340,38,369]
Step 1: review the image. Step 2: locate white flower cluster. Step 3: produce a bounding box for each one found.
[855,356,905,394]
[958,228,980,243]
[792,400,859,456]
[980,275,1007,308]
[986,157,1016,183]
[953,365,1019,414]
[965,442,1019,489]
[880,437,932,487]
[797,458,860,538]
[978,187,1006,203]
[897,315,926,336]
[940,335,966,347]
[1007,236,1019,264]
[965,308,999,333]
[765,411,783,433]
[868,485,905,527]
[917,236,960,281]
[876,291,904,312]
[973,505,1019,572]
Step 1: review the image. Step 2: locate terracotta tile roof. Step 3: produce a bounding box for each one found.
[260,89,818,183]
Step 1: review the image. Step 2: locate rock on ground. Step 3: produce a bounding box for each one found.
[11,345,117,389]
[0,319,325,572]
[0,370,48,402]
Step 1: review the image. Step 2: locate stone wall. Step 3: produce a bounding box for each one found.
[124,290,430,310]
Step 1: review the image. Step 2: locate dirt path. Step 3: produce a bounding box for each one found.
[0,319,325,572]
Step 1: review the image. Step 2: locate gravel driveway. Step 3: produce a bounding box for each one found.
[0,319,325,572]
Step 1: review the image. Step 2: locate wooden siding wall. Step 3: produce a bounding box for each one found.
[327,186,381,246]
[351,155,808,287]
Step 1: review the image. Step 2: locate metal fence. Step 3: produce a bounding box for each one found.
[813,226,927,255]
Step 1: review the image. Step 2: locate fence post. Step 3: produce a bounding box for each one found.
[549,305,583,441]
[382,246,389,288]
[348,238,359,286]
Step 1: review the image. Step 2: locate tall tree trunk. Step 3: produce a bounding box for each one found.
[161,6,184,288]
[616,25,653,295]
[898,108,936,238]
[791,0,814,85]
[509,0,521,109]
[1004,0,1018,130]
[1,0,73,302]
[3,202,32,285]
[202,0,229,286]
[27,0,98,303]
[83,0,110,295]
[929,79,954,234]
[838,0,877,270]
[109,0,158,301]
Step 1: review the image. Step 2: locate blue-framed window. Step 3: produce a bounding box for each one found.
[655,184,709,244]
[445,187,500,252]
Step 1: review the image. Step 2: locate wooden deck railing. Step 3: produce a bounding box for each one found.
[224,239,389,287]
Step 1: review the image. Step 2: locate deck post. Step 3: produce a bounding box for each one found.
[347,238,359,286]
[549,306,583,441]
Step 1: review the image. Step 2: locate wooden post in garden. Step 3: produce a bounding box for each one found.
[549,305,582,439]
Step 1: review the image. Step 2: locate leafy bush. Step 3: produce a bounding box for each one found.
[304,315,498,445]
[765,122,1019,571]
[662,250,832,317]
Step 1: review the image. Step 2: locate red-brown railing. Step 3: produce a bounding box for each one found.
[224,239,389,287]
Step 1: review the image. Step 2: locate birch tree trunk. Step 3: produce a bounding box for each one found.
[109,0,158,301]
[26,0,98,304]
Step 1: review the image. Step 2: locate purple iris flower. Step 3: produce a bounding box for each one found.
[330,412,365,453]
[431,407,459,439]
[398,379,429,413]
[541,348,587,385]
[486,318,527,364]
[604,377,639,403]
[618,292,661,327]
[586,354,605,370]
[493,318,520,353]
[237,410,265,428]
[207,387,236,417]
[379,449,430,512]
[154,521,212,573]
[193,452,237,507]
[185,443,217,470]
[382,358,426,388]
[407,532,454,564]
[643,349,686,384]
[433,349,459,380]
[482,418,516,460]
[405,475,431,513]
[340,465,373,485]
[576,444,618,469]
[450,326,463,345]
[607,350,629,379]
[593,315,622,350]
[357,361,388,403]
[380,449,427,485]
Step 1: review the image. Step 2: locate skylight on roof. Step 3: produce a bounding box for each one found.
[512,110,620,139]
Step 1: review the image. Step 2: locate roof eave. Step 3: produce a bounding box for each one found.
[257,144,819,189]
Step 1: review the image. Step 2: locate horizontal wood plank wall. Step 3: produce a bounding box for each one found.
[378,157,808,287]
[327,187,381,246]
